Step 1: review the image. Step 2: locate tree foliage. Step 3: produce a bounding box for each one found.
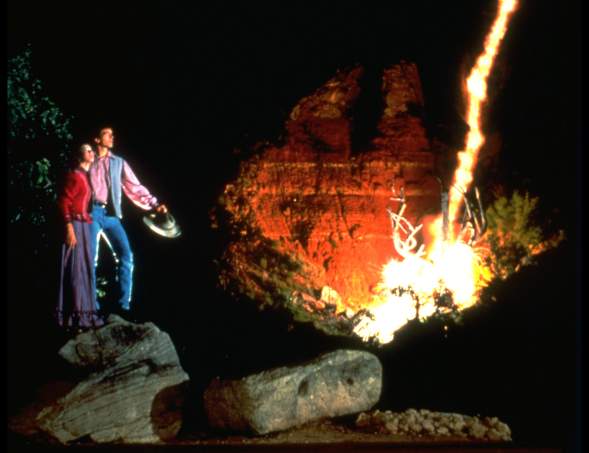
[482,190,564,279]
[7,46,73,243]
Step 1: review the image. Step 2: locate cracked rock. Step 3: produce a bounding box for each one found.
[10,315,189,444]
[204,349,382,435]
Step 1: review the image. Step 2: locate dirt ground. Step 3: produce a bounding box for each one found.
[9,416,561,453]
[8,382,541,451]
[174,417,504,446]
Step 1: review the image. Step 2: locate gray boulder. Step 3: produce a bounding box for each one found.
[31,315,189,444]
[203,349,382,434]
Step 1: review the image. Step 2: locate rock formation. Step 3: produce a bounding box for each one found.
[203,349,382,435]
[216,61,441,335]
[286,66,363,159]
[9,315,189,444]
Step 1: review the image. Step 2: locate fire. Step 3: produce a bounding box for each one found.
[354,0,518,344]
[448,0,518,231]
[354,215,488,343]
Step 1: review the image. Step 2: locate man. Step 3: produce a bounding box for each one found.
[89,127,167,315]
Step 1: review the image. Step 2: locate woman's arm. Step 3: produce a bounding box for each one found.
[57,172,80,246]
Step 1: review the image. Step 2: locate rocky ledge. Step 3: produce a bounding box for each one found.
[9,315,190,444]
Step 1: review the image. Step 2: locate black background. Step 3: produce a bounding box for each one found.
[7,0,582,449]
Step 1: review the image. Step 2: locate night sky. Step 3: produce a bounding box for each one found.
[7,0,582,449]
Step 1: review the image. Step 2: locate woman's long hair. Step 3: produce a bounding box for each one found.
[68,143,94,169]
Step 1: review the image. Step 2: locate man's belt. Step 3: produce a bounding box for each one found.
[93,202,108,208]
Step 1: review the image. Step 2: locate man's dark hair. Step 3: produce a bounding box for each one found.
[70,121,115,146]
[96,125,114,138]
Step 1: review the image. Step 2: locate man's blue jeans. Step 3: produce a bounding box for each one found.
[90,205,134,311]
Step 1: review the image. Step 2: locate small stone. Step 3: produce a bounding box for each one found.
[495,422,512,439]
[486,416,499,425]
[356,412,371,427]
[449,419,466,432]
[468,422,488,439]
[486,428,507,441]
[409,422,423,434]
[373,410,387,424]
[436,426,449,435]
[422,420,435,433]
[384,421,398,433]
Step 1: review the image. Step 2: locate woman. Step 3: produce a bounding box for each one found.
[56,143,104,332]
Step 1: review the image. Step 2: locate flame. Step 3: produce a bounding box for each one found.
[354,0,518,344]
[448,0,518,231]
[354,217,487,343]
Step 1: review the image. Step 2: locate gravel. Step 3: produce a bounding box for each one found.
[356,408,511,441]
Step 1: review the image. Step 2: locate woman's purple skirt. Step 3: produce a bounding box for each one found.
[56,220,104,328]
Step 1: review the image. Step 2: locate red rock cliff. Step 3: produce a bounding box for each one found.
[218,61,441,317]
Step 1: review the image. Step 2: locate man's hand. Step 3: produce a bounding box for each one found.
[65,223,77,247]
[155,204,168,214]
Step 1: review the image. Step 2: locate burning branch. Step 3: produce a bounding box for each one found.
[389,204,425,260]
[388,182,426,260]
[447,185,488,246]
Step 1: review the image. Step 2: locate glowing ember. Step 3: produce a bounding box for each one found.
[354,0,518,344]
[354,212,486,343]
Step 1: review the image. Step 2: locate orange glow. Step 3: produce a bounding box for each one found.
[354,0,518,344]
[447,0,518,233]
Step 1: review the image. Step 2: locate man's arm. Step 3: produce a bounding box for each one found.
[120,160,166,212]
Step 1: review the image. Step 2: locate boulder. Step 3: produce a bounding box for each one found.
[13,315,189,444]
[217,62,441,332]
[203,349,382,435]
